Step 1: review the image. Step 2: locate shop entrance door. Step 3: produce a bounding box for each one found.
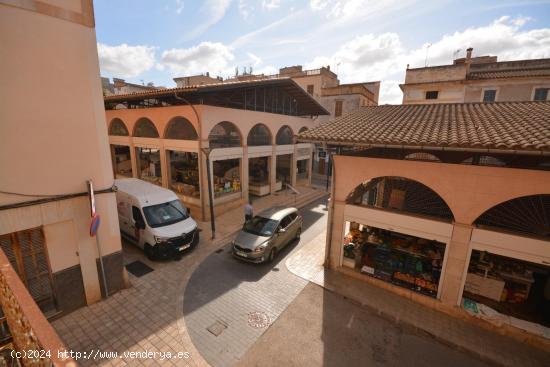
[0,227,57,315]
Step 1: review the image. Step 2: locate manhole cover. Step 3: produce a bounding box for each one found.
[247,312,270,328]
[207,320,227,336]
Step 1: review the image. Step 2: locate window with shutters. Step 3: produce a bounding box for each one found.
[0,227,58,316]
[335,100,343,117]
[533,88,549,101]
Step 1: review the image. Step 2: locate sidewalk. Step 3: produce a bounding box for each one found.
[285,232,550,367]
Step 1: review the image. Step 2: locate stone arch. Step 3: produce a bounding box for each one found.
[276,125,294,145]
[298,126,309,134]
[109,118,129,136]
[247,123,272,146]
[474,194,550,238]
[208,121,242,148]
[345,176,455,222]
[133,117,159,138]
[164,116,198,140]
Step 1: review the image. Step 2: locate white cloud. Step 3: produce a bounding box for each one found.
[262,0,280,10]
[97,43,156,78]
[239,0,253,19]
[306,16,550,104]
[186,0,233,39]
[247,52,262,66]
[161,42,235,77]
[309,0,330,10]
[175,0,184,14]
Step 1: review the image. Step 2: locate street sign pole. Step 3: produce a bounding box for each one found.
[87,180,109,298]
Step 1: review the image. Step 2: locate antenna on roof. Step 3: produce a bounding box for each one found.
[453,49,461,60]
[424,43,432,67]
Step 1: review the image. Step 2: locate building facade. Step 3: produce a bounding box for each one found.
[299,102,550,344]
[104,79,328,221]
[401,48,550,104]
[0,0,125,319]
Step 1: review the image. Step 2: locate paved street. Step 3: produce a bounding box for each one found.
[182,198,328,367]
[237,283,492,367]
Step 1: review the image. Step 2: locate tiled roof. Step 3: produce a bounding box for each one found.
[468,68,550,80]
[297,102,550,152]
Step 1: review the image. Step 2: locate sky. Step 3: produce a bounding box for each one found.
[94,0,550,104]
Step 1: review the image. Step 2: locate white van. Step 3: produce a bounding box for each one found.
[114,178,199,260]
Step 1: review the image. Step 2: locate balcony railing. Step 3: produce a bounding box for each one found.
[0,249,75,366]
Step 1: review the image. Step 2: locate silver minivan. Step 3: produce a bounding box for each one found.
[232,207,303,263]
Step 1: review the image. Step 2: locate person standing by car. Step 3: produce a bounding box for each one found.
[244,200,253,222]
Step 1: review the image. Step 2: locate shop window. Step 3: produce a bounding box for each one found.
[463,250,550,328]
[297,159,309,181]
[276,126,293,145]
[425,91,439,100]
[533,88,549,101]
[276,154,292,186]
[213,158,241,197]
[208,121,241,148]
[169,151,200,198]
[164,117,198,140]
[133,118,159,138]
[136,147,162,185]
[249,156,269,186]
[342,222,445,298]
[483,89,497,102]
[0,227,58,315]
[111,145,132,178]
[109,118,129,136]
[247,124,272,146]
[334,100,343,117]
[404,152,440,162]
[474,195,550,239]
[346,177,454,222]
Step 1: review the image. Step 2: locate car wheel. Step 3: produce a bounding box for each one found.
[268,248,277,263]
[144,244,156,261]
[295,227,302,240]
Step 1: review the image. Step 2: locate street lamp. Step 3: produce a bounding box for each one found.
[201,147,216,239]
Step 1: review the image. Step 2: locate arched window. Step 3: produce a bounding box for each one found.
[208,121,242,148]
[133,117,159,138]
[164,117,198,140]
[247,124,272,146]
[346,176,454,222]
[109,118,129,136]
[298,126,309,134]
[461,155,506,167]
[276,125,293,145]
[474,195,550,238]
[404,152,440,162]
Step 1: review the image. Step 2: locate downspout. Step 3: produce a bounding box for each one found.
[323,147,339,268]
[174,92,205,220]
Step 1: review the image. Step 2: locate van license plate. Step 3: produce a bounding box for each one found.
[236,250,247,258]
[179,244,191,251]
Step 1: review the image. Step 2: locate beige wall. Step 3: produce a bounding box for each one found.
[464,79,550,102]
[0,2,122,305]
[405,64,467,84]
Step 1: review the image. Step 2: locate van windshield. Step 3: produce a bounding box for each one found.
[243,216,278,237]
[143,200,188,228]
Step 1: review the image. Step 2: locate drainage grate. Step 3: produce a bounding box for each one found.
[247,311,270,329]
[207,320,228,336]
[125,261,154,277]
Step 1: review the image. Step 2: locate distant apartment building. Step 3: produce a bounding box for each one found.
[173,72,223,88]
[1,0,125,324]
[102,77,161,96]
[401,47,550,104]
